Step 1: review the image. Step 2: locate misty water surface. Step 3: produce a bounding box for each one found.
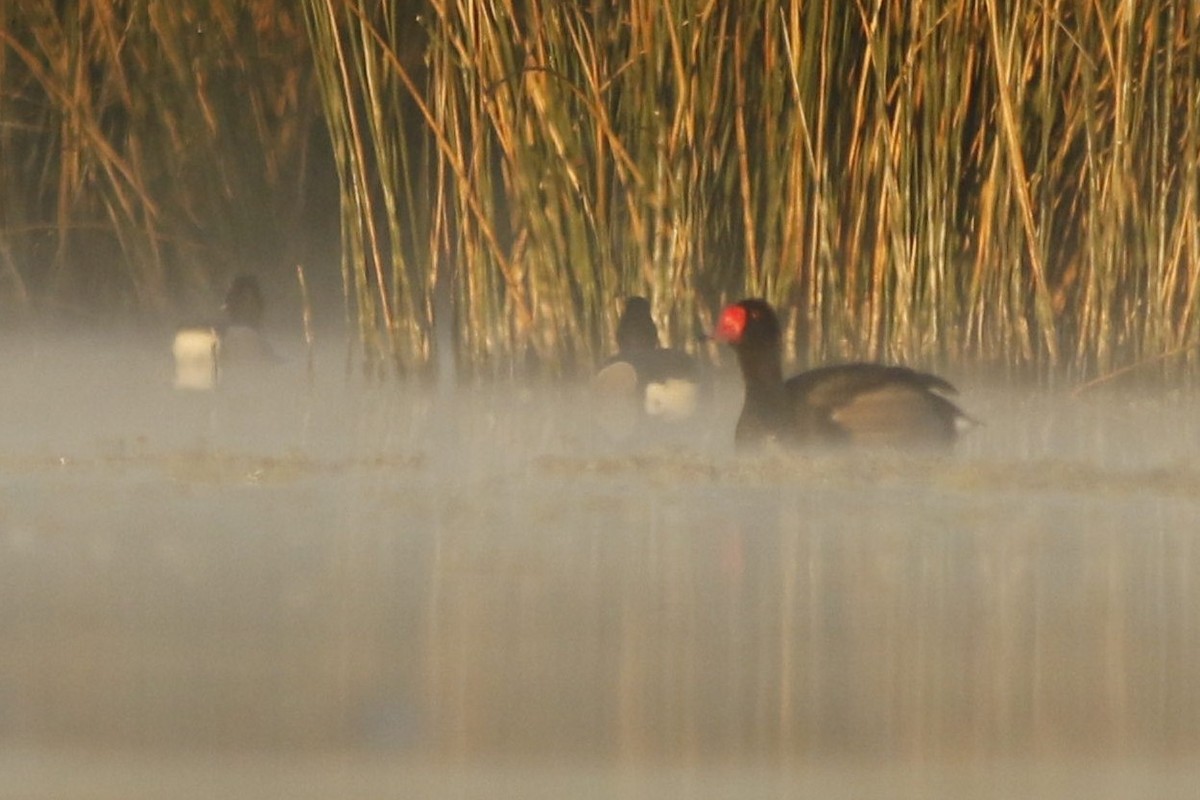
[1,331,1198,799]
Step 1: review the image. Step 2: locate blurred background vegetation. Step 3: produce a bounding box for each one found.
[2,0,1198,381]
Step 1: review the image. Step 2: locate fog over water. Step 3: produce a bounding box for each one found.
[1,329,1199,798]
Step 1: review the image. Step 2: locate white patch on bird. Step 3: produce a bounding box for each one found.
[954,413,982,434]
[644,379,698,421]
[172,327,219,391]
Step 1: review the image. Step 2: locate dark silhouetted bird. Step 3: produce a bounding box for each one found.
[592,296,705,439]
[714,298,973,449]
[173,274,277,390]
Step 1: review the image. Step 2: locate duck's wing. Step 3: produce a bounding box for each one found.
[785,363,966,446]
[787,364,956,405]
[827,382,965,445]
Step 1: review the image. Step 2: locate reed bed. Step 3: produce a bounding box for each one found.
[4,1,1200,381]
[0,0,316,316]
[299,0,1200,380]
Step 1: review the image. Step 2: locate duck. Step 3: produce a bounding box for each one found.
[172,274,277,390]
[713,298,973,449]
[592,296,705,438]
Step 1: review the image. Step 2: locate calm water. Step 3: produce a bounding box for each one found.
[1,334,1198,798]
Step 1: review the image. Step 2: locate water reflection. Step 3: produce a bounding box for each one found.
[414,463,1199,761]
[0,339,1198,795]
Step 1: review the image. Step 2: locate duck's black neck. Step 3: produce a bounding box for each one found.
[736,339,782,382]
[736,342,786,406]
[731,341,788,445]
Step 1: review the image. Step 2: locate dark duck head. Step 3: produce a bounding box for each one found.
[222,275,265,330]
[615,296,660,356]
